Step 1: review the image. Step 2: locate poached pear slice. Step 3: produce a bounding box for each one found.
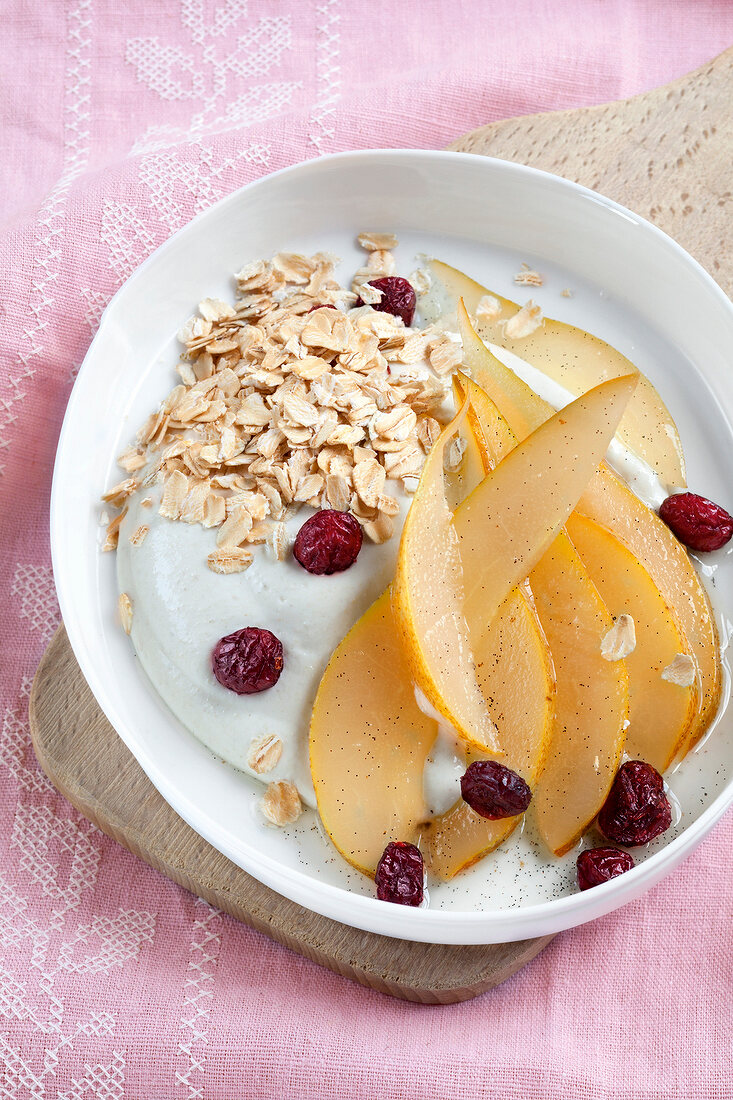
[456,301,720,756]
[448,373,638,633]
[426,257,686,487]
[428,372,628,864]
[310,398,555,876]
[424,375,555,876]
[309,590,435,875]
[566,512,698,772]
[392,398,501,754]
[529,534,629,855]
[393,370,635,753]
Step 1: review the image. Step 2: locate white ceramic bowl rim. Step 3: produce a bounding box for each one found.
[51,149,733,944]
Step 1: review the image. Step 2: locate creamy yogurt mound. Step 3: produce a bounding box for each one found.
[117,478,411,807]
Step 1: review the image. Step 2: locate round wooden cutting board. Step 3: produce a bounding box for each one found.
[30,47,733,1004]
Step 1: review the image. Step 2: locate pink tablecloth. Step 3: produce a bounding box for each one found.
[2,3,732,1096]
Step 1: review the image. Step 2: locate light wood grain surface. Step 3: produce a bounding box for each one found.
[30,47,733,1002]
[450,47,733,297]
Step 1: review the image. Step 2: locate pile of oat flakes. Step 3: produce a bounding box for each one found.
[102,232,465,574]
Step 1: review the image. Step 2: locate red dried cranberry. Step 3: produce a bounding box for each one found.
[356,276,416,326]
[460,760,532,820]
[375,841,424,906]
[577,847,635,891]
[212,627,283,695]
[659,492,733,552]
[293,509,363,575]
[306,303,337,313]
[598,760,672,846]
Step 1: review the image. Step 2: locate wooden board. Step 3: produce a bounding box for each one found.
[450,47,733,298]
[30,47,733,1002]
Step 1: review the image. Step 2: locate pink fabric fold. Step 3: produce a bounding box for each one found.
[1,2,732,1096]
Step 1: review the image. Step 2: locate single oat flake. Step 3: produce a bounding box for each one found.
[247,733,284,775]
[409,267,431,297]
[129,524,149,546]
[357,231,399,252]
[260,780,303,825]
[475,294,502,321]
[661,653,696,687]
[357,281,384,306]
[601,614,636,661]
[514,263,544,287]
[118,592,133,635]
[207,548,253,574]
[503,300,544,340]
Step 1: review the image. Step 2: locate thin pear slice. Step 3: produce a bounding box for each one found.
[451,373,637,628]
[311,408,555,876]
[577,472,720,754]
[566,512,698,772]
[457,302,720,755]
[449,372,628,859]
[309,591,435,875]
[426,257,685,487]
[423,587,555,878]
[393,373,635,752]
[392,398,501,754]
[529,535,628,855]
[424,380,555,876]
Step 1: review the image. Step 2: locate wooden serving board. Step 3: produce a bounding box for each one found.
[30,48,733,1003]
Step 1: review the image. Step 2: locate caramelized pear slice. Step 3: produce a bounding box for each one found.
[309,590,436,875]
[566,512,698,772]
[426,257,685,487]
[456,301,720,755]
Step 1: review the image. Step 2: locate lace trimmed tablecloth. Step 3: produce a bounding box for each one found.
[2,2,732,1096]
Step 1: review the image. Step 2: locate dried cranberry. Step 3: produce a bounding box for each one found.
[356,276,416,326]
[577,847,635,891]
[659,492,733,552]
[293,509,363,575]
[460,760,532,820]
[598,760,672,846]
[306,303,337,313]
[375,841,424,906]
[212,627,283,695]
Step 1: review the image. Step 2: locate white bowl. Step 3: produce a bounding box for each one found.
[51,150,733,945]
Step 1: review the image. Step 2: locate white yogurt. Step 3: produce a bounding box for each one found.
[414,685,467,815]
[116,344,679,814]
[118,486,411,807]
